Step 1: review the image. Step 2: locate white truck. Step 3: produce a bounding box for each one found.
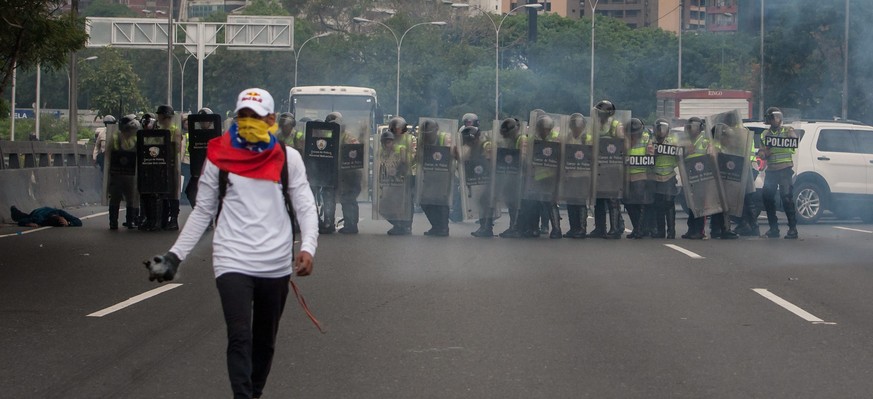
[656,89,753,121]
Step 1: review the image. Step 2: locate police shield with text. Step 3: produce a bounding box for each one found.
[677,117,724,239]
[559,113,593,238]
[590,100,626,239]
[519,112,564,239]
[494,118,526,238]
[303,120,341,233]
[456,123,496,237]
[136,125,174,231]
[709,110,753,238]
[186,109,223,207]
[374,122,414,234]
[103,115,138,230]
[416,118,456,236]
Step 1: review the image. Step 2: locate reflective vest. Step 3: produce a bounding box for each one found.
[763,126,795,166]
[653,135,678,177]
[113,132,137,151]
[599,119,621,137]
[534,130,560,181]
[686,133,709,159]
[627,132,651,176]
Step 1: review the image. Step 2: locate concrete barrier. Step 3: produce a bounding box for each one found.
[0,140,102,223]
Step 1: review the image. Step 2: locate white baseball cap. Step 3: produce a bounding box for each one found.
[234,88,275,117]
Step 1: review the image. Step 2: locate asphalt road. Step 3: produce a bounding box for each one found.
[1,206,872,398]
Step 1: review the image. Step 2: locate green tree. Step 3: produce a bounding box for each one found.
[0,0,88,107]
[80,48,150,118]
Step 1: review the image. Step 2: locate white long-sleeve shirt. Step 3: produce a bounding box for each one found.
[170,146,318,278]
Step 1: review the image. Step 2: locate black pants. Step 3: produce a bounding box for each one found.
[216,273,290,399]
[762,167,797,229]
[421,204,449,231]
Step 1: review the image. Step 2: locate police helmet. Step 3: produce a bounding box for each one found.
[380,130,395,143]
[765,107,782,124]
[628,118,644,135]
[461,126,480,142]
[325,112,343,124]
[461,113,479,128]
[278,112,296,129]
[499,118,520,137]
[156,105,175,116]
[654,118,671,136]
[140,113,155,129]
[103,115,117,125]
[686,117,704,134]
[388,116,408,133]
[198,107,213,115]
[594,100,616,118]
[569,113,586,131]
[536,115,554,133]
[420,118,439,135]
[119,114,141,132]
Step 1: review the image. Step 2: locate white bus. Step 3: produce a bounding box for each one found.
[288,86,382,201]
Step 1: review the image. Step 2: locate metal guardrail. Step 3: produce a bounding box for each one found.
[0,141,93,170]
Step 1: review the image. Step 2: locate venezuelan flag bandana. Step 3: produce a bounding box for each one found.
[207,122,285,182]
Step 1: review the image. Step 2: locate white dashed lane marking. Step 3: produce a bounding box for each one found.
[752,288,836,325]
[88,284,183,317]
[664,244,705,259]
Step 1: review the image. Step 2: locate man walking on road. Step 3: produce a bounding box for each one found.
[145,88,319,399]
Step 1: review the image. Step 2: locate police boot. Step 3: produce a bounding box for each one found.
[539,205,550,235]
[472,218,494,237]
[549,205,562,239]
[124,207,139,229]
[606,202,622,239]
[165,206,179,231]
[744,198,760,236]
[500,208,520,237]
[564,206,583,238]
[338,203,359,234]
[625,205,641,239]
[784,199,799,239]
[108,205,120,230]
[653,201,667,239]
[666,205,676,239]
[588,202,608,238]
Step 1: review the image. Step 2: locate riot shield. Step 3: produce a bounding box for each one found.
[591,110,626,199]
[137,129,173,195]
[101,124,119,205]
[560,116,594,206]
[492,119,526,214]
[303,121,341,188]
[522,112,567,202]
[416,118,456,207]
[709,110,753,218]
[187,113,223,177]
[372,136,412,221]
[676,124,724,218]
[338,119,369,203]
[456,125,496,220]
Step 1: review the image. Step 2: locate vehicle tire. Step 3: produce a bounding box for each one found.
[793,181,825,224]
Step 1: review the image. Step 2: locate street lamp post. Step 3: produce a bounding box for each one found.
[173,53,193,113]
[354,17,446,117]
[63,55,98,142]
[451,3,543,120]
[294,32,333,87]
[589,0,600,110]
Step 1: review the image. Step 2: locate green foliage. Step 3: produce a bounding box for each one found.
[80,48,150,118]
[0,0,88,98]
[81,0,139,17]
[0,114,90,142]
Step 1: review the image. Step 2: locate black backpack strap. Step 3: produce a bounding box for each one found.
[215,169,230,225]
[214,146,298,234]
[280,145,301,235]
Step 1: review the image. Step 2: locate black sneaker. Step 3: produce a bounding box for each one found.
[784,228,798,239]
[765,228,780,238]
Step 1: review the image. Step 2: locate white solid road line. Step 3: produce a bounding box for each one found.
[664,244,705,259]
[833,226,873,234]
[752,288,836,325]
[88,284,183,317]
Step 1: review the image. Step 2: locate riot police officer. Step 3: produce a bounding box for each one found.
[107,115,140,229]
[386,116,415,235]
[276,112,296,145]
[759,107,799,239]
[93,115,116,172]
[623,118,654,239]
[651,119,679,239]
[589,100,625,239]
[497,118,527,238]
[417,118,453,236]
[330,112,364,234]
[560,113,591,239]
[519,115,561,239]
[681,117,708,239]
